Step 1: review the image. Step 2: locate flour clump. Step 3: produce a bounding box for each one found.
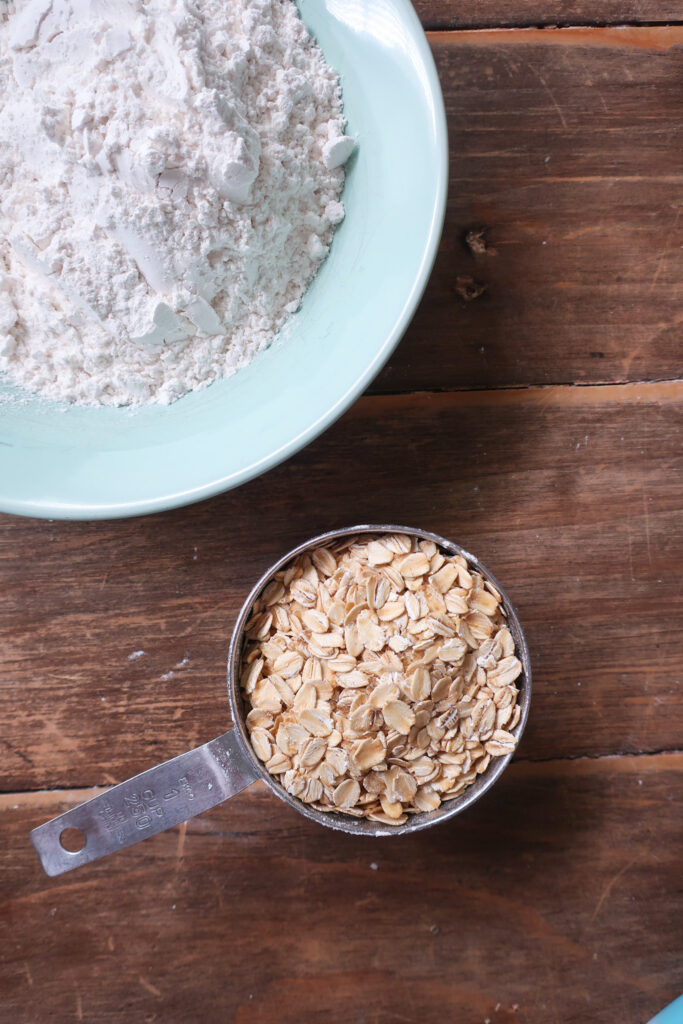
[0,0,353,405]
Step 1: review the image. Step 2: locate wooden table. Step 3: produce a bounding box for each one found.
[1,4,682,1023]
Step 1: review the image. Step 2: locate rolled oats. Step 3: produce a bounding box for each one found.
[241,534,523,824]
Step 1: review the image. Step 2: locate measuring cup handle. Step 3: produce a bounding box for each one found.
[30,731,257,877]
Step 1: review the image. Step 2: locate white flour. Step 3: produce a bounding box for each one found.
[0,0,352,406]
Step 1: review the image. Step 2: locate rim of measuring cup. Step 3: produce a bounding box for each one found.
[226,525,532,838]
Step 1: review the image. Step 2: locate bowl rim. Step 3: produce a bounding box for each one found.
[0,0,449,521]
[227,524,532,838]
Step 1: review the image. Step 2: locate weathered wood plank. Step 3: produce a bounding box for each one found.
[0,381,680,790]
[2,754,681,1024]
[373,27,683,392]
[414,1,683,29]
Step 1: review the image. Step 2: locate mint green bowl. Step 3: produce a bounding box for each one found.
[0,0,448,520]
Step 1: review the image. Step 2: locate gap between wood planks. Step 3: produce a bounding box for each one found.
[1,749,681,801]
[423,21,683,31]
[370,378,683,402]
[424,24,683,41]
[364,378,683,409]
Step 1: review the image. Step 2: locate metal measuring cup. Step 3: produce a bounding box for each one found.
[31,525,532,876]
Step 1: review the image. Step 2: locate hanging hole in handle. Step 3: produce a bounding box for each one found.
[59,827,86,853]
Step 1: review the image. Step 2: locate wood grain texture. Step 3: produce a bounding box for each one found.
[2,754,681,1024]
[373,27,683,393]
[413,0,683,29]
[1,382,681,791]
[2,11,683,1022]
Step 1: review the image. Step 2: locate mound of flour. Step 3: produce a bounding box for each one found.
[0,0,353,406]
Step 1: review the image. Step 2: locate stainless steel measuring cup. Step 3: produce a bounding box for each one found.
[31,525,532,876]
